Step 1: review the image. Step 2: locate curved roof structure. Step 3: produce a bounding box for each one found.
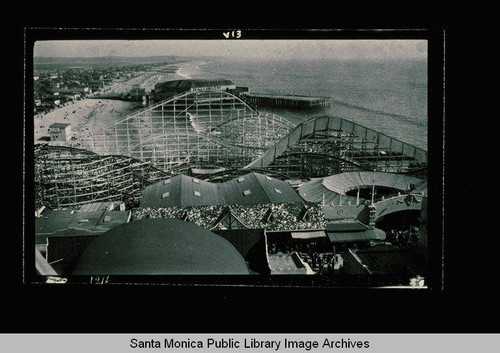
[322,171,427,195]
[219,172,303,205]
[140,172,303,208]
[374,194,425,219]
[298,171,427,204]
[72,218,250,275]
[140,174,226,208]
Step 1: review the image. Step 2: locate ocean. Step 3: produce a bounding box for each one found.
[176,58,428,150]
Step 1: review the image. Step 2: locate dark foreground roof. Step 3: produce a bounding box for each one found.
[346,245,426,275]
[71,218,249,275]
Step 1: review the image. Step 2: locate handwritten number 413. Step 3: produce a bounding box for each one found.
[223,30,242,38]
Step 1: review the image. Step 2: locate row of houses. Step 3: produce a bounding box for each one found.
[33,68,119,113]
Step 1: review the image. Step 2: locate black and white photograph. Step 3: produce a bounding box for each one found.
[26,29,438,291]
[6,21,498,349]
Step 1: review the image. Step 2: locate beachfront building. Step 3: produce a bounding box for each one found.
[151,79,236,102]
[49,123,72,142]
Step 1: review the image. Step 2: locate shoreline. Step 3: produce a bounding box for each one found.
[174,60,216,80]
[33,63,192,146]
[33,99,141,146]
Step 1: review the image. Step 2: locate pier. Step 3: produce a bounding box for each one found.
[241,93,331,110]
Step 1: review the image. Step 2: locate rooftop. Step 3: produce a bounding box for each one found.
[71,218,250,275]
[35,207,131,244]
[326,220,372,232]
[49,122,71,129]
[140,172,304,208]
[155,79,234,92]
[350,244,426,275]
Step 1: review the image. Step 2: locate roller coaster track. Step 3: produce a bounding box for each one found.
[245,115,427,177]
[80,89,296,173]
[35,145,168,208]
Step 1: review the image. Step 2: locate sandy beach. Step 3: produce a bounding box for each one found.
[33,63,192,146]
[34,99,141,145]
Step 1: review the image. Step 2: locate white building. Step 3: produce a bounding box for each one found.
[49,123,72,142]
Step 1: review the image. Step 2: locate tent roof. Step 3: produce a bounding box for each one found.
[219,172,303,205]
[140,175,226,208]
[140,172,303,208]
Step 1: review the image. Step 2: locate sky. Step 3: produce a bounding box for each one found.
[34,39,427,60]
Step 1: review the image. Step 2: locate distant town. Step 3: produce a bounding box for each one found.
[33,56,187,115]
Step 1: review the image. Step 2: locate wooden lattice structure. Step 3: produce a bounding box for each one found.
[34,145,168,209]
[245,115,428,179]
[78,89,296,174]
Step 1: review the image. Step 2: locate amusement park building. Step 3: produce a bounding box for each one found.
[152,79,236,101]
[71,218,250,275]
[140,172,303,208]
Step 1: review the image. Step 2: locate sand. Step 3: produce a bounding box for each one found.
[33,64,189,146]
[34,99,139,145]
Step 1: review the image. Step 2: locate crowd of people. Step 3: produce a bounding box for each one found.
[132,201,348,275]
[385,226,420,248]
[304,252,339,274]
[133,205,225,228]
[267,237,339,275]
[132,202,326,231]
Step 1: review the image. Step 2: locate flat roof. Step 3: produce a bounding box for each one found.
[155,79,234,91]
[49,122,71,128]
[326,220,371,232]
[327,228,386,243]
[35,209,131,244]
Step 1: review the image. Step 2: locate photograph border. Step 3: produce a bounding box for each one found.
[20,26,447,333]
